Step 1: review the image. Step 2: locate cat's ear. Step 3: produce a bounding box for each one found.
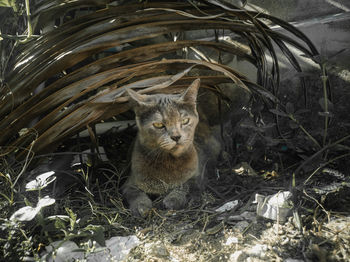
[125,88,150,107]
[180,78,200,104]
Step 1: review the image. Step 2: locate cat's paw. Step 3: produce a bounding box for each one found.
[129,195,152,217]
[189,192,202,206]
[163,190,187,210]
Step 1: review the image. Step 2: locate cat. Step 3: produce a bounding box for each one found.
[122,79,221,217]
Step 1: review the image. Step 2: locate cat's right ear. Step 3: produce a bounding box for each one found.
[125,88,149,108]
[180,78,200,104]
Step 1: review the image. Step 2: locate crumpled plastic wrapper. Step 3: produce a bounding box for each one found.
[215,200,240,213]
[232,162,258,177]
[255,191,292,222]
[41,235,140,262]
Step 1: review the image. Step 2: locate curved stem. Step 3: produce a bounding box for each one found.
[289,114,321,149]
[304,152,350,185]
[321,63,329,147]
[19,0,33,44]
[294,134,350,177]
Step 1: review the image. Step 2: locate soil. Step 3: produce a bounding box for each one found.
[119,172,350,262]
[108,69,350,262]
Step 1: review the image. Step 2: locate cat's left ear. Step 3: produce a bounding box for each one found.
[180,78,200,104]
[125,88,150,107]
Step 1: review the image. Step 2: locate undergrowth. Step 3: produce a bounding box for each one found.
[0,62,349,260]
[0,1,349,261]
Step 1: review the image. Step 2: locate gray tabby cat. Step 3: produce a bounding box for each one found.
[122,79,220,216]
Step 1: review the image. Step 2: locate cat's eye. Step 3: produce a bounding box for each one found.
[153,122,165,129]
[181,118,190,125]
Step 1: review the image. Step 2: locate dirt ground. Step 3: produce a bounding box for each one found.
[112,70,350,262]
[119,170,350,262]
[11,68,349,262]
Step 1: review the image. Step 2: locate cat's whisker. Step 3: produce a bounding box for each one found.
[144,147,161,161]
[150,148,166,164]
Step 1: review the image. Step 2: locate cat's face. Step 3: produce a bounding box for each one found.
[127,79,200,157]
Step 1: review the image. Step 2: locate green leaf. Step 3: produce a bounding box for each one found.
[85,225,106,246]
[295,109,310,115]
[285,102,294,114]
[54,217,67,231]
[318,111,334,118]
[318,97,334,112]
[0,0,14,7]
[269,109,288,117]
[0,0,17,11]
[65,207,77,231]
[288,120,299,129]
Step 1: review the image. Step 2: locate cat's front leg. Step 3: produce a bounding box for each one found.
[122,183,152,217]
[162,184,189,210]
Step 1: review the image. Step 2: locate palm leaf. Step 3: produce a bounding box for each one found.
[0,0,320,158]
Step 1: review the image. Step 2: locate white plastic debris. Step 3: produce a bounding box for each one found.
[10,206,39,222]
[240,211,256,221]
[228,250,246,262]
[218,211,256,222]
[41,235,140,262]
[37,196,56,208]
[78,120,135,137]
[103,235,140,261]
[72,146,109,166]
[42,240,84,262]
[224,236,239,245]
[220,214,243,221]
[232,162,258,177]
[255,191,292,222]
[144,241,169,258]
[215,200,239,213]
[246,244,268,257]
[10,196,55,222]
[25,171,56,191]
[233,221,250,232]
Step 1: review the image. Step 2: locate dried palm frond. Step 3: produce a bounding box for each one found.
[0,0,320,158]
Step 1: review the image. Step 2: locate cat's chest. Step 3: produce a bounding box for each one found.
[151,157,198,182]
[132,148,198,193]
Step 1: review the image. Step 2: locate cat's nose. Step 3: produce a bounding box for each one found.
[171,135,181,142]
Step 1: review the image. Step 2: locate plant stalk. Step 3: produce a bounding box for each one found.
[294,134,350,177]
[321,63,328,147]
[290,115,321,149]
[304,152,350,185]
[19,0,33,44]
